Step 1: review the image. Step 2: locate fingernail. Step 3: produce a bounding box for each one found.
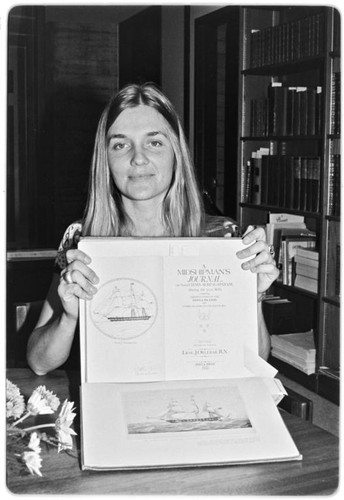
[242,236,250,244]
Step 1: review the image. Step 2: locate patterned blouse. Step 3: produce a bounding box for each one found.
[54,215,239,273]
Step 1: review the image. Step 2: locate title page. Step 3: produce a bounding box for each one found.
[164,255,256,380]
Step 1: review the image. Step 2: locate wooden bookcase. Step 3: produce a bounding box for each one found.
[237,6,340,404]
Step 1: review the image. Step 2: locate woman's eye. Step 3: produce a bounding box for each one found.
[113,142,128,151]
[149,140,163,147]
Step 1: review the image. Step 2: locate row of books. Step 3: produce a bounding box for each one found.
[250,83,322,137]
[271,330,316,375]
[249,12,325,68]
[330,69,340,135]
[328,152,340,217]
[244,150,321,212]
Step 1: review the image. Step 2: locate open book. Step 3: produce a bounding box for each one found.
[78,237,301,470]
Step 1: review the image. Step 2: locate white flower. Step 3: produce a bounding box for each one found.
[21,451,43,477]
[55,400,77,453]
[6,379,25,420]
[28,432,41,453]
[27,386,60,415]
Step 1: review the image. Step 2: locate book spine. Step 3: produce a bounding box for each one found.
[335,243,341,296]
[300,157,308,211]
[295,246,319,260]
[295,263,319,280]
[244,160,253,203]
[293,157,301,210]
[294,255,319,268]
[310,157,321,213]
[294,275,318,293]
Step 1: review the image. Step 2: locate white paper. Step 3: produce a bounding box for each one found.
[163,255,255,380]
[79,238,258,383]
[81,378,301,470]
[84,256,165,382]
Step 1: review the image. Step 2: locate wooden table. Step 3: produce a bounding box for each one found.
[6,368,339,495]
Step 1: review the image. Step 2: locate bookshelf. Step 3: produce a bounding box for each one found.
[237,6,340,403]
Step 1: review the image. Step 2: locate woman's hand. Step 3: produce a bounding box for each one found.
[59,249,99,319]
[235,225,279,296]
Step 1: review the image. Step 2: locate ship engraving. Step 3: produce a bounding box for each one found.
[90,278,157,339]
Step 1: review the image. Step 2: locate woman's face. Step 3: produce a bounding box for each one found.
[107,105,175,205]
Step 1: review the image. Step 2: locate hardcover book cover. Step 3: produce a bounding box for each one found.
[78,237,301,470]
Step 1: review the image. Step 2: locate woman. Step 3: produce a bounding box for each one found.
[27,83,279,375]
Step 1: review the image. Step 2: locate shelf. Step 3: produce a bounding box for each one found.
[273,281,319,299]
[239,203,322,219]
[239,6,340,404]
[322,295,340,307]
[269,356,317,392]
[318,366,340,381]
[242,56,325,76]
[241,136,322,142]
[325,215,340,222]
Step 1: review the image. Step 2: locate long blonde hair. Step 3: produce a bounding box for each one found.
[82,83,205,237]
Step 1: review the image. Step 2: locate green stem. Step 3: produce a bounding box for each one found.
[11,412,31,427]
[22,423,56,432]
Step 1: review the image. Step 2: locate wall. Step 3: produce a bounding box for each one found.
[161,6,185,124]
[44,4,222,147]
[188,5,222,152]
[45,5,145,26]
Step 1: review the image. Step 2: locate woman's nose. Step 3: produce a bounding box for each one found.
[131,146,148,166]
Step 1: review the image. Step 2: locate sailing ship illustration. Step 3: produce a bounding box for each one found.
[94,282,152,322]
[148,395,228,423]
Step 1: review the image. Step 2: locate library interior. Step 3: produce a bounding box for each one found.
[6,4,340,495]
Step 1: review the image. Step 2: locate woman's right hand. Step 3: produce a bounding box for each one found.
[58,249,99,319]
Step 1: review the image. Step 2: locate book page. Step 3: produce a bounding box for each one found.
[83,255,165,383]
[164,255,255,379]
[81,378,301,470]
[79,238,258,383]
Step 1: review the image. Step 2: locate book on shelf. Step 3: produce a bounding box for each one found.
[252,148,270,204]
[268,82,288,136]
[335,243,341,296]
[262,297,296,335]
[294,247,319,261]
[266,214,308,274]
[293,156,320,212]
[279,233,317,286]
[294,254,319,268]
[293,247,319,283]
[271,330,316,375]
[294,274,318,293]
[294,263,319,280]
[78,237,301,470]
[266,213,306,246]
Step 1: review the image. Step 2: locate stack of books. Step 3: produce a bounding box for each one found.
[265,213,316,286]
[271,330,316,375]
[293,247,319,293]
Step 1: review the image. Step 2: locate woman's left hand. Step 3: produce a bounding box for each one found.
[235,225,279,296]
